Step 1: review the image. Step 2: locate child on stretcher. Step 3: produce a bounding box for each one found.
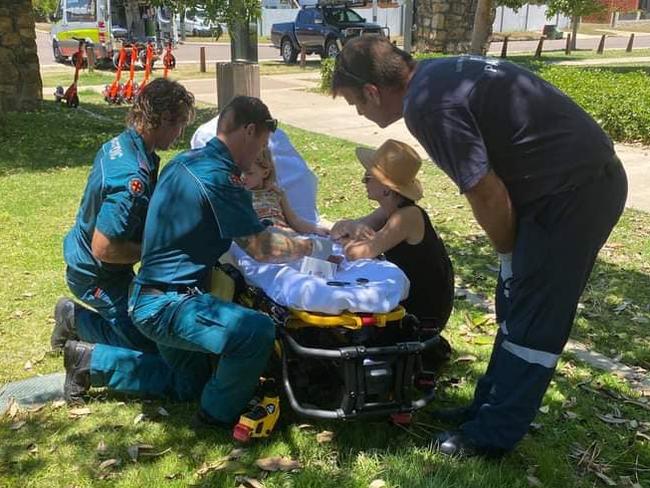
[243,148,330,237]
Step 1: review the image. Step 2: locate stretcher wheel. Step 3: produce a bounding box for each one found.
[233,423,252,443]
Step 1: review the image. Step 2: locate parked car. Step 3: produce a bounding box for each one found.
[179,9,217,37]
[271,1,386,64]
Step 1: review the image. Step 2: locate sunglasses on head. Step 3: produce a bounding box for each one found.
[336,56,370,86]
[265,118,278,132]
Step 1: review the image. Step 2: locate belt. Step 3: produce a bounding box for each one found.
[140,284,203,296]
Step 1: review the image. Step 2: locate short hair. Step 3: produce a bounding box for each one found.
[127,78,195,132]
[217,96,276,135]
[254,147,277,189]
[331,36,415,97]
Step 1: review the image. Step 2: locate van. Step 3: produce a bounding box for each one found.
[50,0,177,65]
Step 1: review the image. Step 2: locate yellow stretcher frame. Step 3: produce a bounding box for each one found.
[286,306,406,330]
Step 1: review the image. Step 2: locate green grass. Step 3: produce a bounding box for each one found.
[580,22,650,35]
[40,60,321,89]
[0,97,649,487]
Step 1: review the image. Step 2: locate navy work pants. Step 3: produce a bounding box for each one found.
[461,160,627,451]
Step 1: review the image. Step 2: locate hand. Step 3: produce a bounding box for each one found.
[313,226,330,237]
[331,220,375,243]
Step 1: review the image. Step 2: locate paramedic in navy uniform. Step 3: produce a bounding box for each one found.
[330,36,627,457]
[53,78,194,351]
[124,96,332,427]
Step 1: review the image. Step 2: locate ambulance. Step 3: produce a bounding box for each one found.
[49,0,178,66]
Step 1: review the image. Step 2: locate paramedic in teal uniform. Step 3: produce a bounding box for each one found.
[53,78,195,355]
[63,96,334,426]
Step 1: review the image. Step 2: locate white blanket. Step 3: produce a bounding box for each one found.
[230,243,410,315]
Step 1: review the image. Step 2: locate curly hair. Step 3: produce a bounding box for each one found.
[126,78,196,132]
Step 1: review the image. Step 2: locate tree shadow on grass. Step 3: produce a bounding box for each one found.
[0,100,216,176]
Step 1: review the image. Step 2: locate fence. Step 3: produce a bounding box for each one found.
[258,3,572,38]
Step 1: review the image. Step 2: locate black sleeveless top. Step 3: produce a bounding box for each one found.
[384,205,454,331]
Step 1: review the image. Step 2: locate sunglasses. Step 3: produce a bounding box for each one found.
[265,118,278,132]
[335,56,370,86]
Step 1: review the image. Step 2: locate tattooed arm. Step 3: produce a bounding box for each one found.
[234,227,315,264]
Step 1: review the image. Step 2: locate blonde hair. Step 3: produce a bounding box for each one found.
[254,147,277,189]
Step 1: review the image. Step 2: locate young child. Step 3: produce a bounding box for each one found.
[243,148,329,236]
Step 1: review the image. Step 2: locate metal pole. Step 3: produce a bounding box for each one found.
[372,0,378,23]
[403,0,413,53]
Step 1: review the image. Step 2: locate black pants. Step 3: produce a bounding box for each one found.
[461,161,628,451]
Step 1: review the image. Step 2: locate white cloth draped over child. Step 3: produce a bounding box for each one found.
[191,118,410,314]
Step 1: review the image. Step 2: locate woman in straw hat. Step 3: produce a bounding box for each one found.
[332,139,454,338]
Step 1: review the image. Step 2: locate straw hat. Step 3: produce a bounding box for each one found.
[356,139,423,201]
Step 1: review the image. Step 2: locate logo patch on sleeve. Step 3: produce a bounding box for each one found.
[228,173,245,188]
[129,178,145,196]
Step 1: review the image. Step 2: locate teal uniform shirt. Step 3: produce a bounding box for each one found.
[135,137,265,288]
[63,128,160,280]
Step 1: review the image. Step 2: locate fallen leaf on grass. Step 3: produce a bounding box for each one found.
[24,360,33,371]
[165,473,182,480]
[563,411,578,420]
[69,407,91,418]
[227,448,246,460]
[51,400,66,409]
[369,480,387,488]
[98,458,120,470]
[235,475,265,488]
[96,440,107,456]
[593,471,616,486]
[27,404,45,413]
[471,335,494,346]
[297,423,314,431]
[10,420,26,430]
[26,443,38,454]
[6,398,19,419]
[255,456,302,472]
[316,430,334,443]
[157,407,169,417]
[527,475,543,487]
[538,405,549,414]
[596,413,627,425]
[195,459,247,477]
[453,355,477,364]
[132,413,146,425]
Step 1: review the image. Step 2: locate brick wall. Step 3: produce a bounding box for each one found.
[0,0,42,112]
[584,0,640,23]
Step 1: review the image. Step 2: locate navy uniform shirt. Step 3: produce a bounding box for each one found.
[63,128,160,279]
[403,56,617,208]
[135,137,265,288]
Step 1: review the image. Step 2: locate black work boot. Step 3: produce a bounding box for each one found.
[51,298,78,352]
[63,340,94,405]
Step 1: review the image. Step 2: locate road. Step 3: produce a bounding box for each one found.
[37,30,650,68]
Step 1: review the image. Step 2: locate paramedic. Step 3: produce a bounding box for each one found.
[329,36,627,457]
[52,78,194,353]
[62,96,334,427]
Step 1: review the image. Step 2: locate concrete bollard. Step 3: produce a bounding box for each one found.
[565,33,572,55]
[626,33,635,52]
[500,36,509,59]
[200,47,206,73]
[534,36,545,58]
[596,34,606,54]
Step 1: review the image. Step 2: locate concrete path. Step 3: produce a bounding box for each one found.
[183,72,650,214]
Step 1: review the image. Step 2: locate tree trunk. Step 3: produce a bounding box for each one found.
[571,15,579,50]
[470,0,494,54]
[0,0,42,112]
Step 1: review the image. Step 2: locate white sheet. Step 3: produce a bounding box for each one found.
[230,243,410,315]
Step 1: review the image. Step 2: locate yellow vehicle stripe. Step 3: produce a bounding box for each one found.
[57,28,100,43]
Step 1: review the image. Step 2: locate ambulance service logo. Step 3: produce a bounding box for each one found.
[129,178,145,196]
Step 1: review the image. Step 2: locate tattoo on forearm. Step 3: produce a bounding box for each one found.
[236,231,308,263]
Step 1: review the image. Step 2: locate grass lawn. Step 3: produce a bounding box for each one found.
[0,95,649,487]
[40,60,322,89]
[580,22,650,35]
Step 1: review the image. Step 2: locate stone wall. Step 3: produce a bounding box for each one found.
[413,0,493,54]
[0,0,42,112]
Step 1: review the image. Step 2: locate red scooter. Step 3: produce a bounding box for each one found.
[54,37,86,108]
[103,45,127,104]
[162,40,176,78]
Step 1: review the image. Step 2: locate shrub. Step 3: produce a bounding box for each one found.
[320,57,335,94]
